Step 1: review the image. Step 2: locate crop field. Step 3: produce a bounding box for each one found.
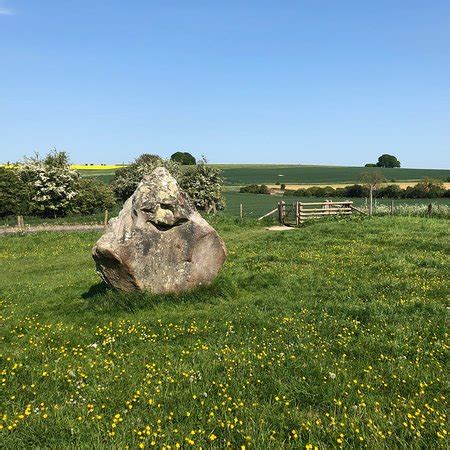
[208,165,450,185]
[1,216,449,448]
[76,164,450,187]
[77,169,117,184]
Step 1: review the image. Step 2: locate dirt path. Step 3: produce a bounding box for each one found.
[0,224,105,235]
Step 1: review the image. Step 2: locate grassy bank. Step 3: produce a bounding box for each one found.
[1,217,448,448]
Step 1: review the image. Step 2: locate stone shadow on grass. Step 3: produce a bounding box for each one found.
[80,275,237,314]
[81,282,109,299]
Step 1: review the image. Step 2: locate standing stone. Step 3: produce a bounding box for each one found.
[92,167,226,293]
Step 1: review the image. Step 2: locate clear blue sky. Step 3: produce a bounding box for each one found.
[1,1,449,167]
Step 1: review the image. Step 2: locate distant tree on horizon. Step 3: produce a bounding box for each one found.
[376,154,401,168]
[170,151,196,165]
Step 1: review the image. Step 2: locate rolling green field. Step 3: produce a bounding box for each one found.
[214,165,450,186]
[77,165,450,187]
[1,217,449,448]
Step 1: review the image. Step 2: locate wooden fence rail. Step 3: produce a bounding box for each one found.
[255,200,368,226]
[297,201,355,224]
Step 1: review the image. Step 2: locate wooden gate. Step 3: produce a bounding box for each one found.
[257,200,367,225]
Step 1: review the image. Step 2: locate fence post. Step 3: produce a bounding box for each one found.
[369,187,373,216]
[277,202,285,224]
[17,215,24,229]
[239,203,243,220]
[390,199,394,216]
[295,202,299,226]
[103,210,109,228]
[428,203,432,216]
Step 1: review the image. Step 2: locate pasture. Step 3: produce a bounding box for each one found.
[223,192,450,219]
[1,216,448,448]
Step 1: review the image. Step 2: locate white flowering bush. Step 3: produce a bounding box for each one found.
[179,163,225,211]
[18,152,79,217]
[10,150,116,217]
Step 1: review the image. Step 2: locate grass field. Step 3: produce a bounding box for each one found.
[76,164,450,187]
[1,217,449,448]
[223,192,450,218]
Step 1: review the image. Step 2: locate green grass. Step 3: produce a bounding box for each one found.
[77,169,116,184]
[77,165,450,186]
[1,217,448,448]
[223,192,450,218]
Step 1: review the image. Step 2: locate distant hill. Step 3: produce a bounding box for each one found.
[211,164,450,185]
[75,164,450,186]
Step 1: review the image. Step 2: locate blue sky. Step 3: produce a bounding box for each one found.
[1,1,449,167]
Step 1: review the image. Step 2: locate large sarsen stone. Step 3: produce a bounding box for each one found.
[92,167,226,293]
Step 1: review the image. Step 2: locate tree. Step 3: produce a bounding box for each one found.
[240,184,269,194]
[170,151,196,165]
[0,167,32,216]
[403,179,445,199]
[44,148,71,168]
[377,184,402,198]
[364,163,377,167]
[72,178,116,214]
[359,172,385,215]
[343,184,368,197]
[306,186,326,197]
[376,154,401,168]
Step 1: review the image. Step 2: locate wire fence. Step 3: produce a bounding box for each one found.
[223,197,450,220]
[2,197,449,232]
